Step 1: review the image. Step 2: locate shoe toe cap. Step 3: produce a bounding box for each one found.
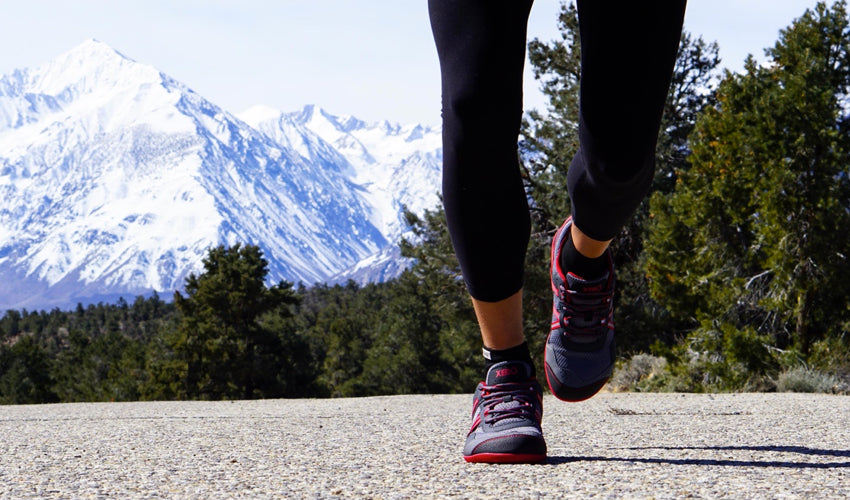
[464,430,546,458]
[544,338,615,401]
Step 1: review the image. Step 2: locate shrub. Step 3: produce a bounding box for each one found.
[776,367,840,393]
[609,354,667,392]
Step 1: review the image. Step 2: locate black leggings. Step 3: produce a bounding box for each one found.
[429,0,686,302]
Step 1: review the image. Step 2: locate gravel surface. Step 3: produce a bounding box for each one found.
[2,393,850,499]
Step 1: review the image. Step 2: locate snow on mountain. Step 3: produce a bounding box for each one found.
[240,104,443,285]
[239,104,442,242]
[0,39,441,310]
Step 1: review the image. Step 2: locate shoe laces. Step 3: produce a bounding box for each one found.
[480,382,540,426]
[556,282,613,338]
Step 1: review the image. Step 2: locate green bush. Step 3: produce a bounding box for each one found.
[776,367,841,393]
[609,354,667,392]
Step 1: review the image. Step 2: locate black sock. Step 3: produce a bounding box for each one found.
[559,230,608,280]
[483,341,535,378]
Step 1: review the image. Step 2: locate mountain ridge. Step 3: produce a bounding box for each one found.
[0,40,442,310]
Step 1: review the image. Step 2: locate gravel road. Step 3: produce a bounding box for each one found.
[2,392,849,499]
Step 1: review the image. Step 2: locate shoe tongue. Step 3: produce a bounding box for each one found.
[566,271,609,293]
[486,360,532,385]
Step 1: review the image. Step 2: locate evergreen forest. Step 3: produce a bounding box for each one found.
[2,1,850,404]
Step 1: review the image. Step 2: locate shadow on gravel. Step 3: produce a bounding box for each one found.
[544,446,850,469]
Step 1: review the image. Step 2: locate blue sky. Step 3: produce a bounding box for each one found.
[0,0,829,125]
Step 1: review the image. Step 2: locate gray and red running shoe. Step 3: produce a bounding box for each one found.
[545,216,616,402]
[463,360,546,463]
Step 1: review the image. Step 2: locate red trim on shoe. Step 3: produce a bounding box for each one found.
[464,452,546,464]
[550,217,571,291]
[469,415,482,433]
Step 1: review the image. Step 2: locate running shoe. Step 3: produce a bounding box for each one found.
[463,360,546,463]
[545,216,616,402]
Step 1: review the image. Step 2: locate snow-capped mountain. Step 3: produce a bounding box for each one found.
[0,40,442,310]
[240,104,442,242]
[239,104,442,283]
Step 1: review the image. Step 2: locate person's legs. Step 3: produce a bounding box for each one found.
[429,0,535,366]
[545,0,687,401]
[430,0,533,307]
[429,0,545,464]
[430,0,686,460]
[471,290,524,350]
[568,0,688,241]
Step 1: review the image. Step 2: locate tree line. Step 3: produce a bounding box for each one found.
[1,1,849,403]
[0,242,484,403]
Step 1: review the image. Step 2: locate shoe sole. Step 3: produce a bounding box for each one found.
[463,452,547,464]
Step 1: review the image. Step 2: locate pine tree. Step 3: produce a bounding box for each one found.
[646,1,850,362]
[167,244,298,399]
[0,335,57,404]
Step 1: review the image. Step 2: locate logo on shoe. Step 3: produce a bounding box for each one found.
[495,366,520,378]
